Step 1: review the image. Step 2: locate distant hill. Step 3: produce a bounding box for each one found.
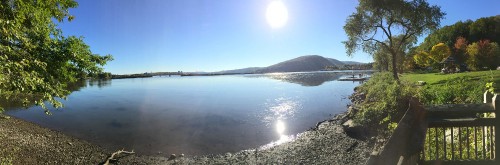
[256,55,334,73]
[217,67,263,74]
[326,58,345,66]
[215,55,365,74]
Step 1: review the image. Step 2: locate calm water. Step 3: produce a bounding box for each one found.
[6,71,366,155]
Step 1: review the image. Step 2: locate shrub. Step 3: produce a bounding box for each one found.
[354,72,415,130]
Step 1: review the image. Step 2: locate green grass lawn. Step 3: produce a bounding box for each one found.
[401,70,500,93]
[399,70,500,104]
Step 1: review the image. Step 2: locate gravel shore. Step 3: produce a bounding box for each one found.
[181,113,373,165]
[0,115,169,165]
[0,111,372,165]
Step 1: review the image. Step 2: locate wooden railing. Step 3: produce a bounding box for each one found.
[422,93,499,165]
[365,98,428,165]
[366,92,499,165]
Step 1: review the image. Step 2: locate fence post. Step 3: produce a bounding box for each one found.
[485,91,493,103]
[493,94,499,111]
[493,94,499,162]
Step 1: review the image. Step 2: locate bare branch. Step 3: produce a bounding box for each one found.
[103,149,135,165]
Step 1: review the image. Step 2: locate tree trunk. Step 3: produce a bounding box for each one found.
[384,60,389,71]
[390,51,399,80]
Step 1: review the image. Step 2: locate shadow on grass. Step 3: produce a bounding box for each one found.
[431,76,480,85]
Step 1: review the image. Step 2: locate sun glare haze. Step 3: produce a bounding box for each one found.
[266,0,289,29]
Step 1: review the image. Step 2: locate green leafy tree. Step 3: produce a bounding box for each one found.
[469,16,500,43]
[466,42,481,70]
[418,20,473,52]
[343,0,445,79]
[0,0,113,113]
[393,35,417,73]
[402,47,418,71]
[418,15,500,52]
[373,48,390,71]
[466,40,500,71]
[373,35,417,73]
[354,72,414,131]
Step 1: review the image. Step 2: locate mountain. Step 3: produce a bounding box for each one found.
[217,67,263,74]
[214,55,365,74]
[326,58,345,66]
[256,55,334,73]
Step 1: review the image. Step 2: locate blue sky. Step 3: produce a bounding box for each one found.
[58,0,500,74]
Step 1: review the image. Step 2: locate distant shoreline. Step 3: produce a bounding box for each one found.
[111,70,376,79]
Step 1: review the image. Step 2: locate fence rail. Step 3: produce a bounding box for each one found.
[365,98,427,165]
[422,126,495,161]
[421,93,499,165]
[365,92,499,165]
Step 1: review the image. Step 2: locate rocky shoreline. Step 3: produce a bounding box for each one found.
[0,115,170,165]
[0,90,374,164]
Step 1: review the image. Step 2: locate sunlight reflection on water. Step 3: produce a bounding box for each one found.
[257,96,302,149]
[259,120,294,150]
[276,120,285,134]
[261,96,302,126]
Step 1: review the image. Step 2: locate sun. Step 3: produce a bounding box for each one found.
[266,0,289,29]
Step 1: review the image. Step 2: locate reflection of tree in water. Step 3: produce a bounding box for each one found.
[66,80,87,92]
[88,79,112,88]
[272,73,342,86]
[247,72,364,86]
[1,79,109,110]
[0,97,27,110]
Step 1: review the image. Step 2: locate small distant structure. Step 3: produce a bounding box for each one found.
[440,55,458,73]
[339,72,368,81]
[440,55,455,65]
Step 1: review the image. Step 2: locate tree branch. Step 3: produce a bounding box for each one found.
[362,37,389,50]
[376,19,392,41]
[396,30,416,52]
[387,18,393,41]
[102,149,135,165]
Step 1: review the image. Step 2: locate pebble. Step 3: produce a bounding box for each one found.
[168,154,176,160]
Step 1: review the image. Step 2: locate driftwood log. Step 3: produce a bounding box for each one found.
[102,149,135,165]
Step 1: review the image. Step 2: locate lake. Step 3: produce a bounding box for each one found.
[5,71,368,155]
